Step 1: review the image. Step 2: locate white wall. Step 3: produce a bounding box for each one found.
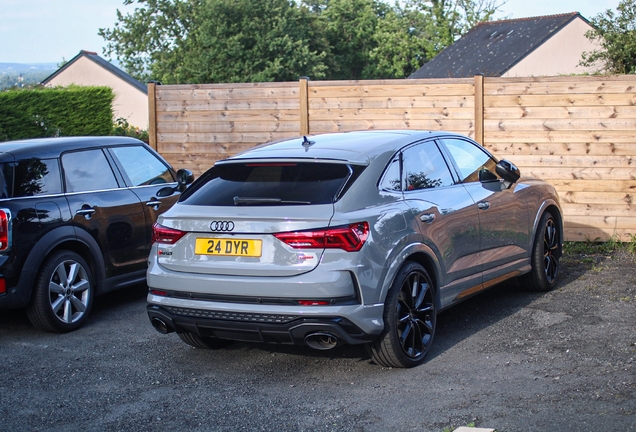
[504,18,602,77]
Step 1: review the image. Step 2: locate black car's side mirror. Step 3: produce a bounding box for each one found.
[495,159,520,184]
[176,168,195,192]
[157,168,195,197]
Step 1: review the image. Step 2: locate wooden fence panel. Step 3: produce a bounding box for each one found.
[155,82,301,174]
[483,76,636,242]
[151,75,636,242]
[307,79,475,136]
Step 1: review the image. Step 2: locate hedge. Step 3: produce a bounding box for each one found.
[0,86,115,142]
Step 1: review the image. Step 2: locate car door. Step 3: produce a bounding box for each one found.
[62,148,148,279]
[397,140,483,307]
[440,137,531,283]
[107,145,179,252]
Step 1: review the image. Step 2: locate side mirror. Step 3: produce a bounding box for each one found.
[176,168,194,192]
[495,160,520,184]
[156,169,195,197]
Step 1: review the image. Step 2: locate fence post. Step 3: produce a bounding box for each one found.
[147,82,158,151]
[474,74,484,145]
[299,77,309,135]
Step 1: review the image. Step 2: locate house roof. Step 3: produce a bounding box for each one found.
[42,50,147,94]
[409,12,590,79]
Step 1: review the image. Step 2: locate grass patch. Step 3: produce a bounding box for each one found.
[563,233,636,256]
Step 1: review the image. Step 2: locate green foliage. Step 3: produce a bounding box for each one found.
[563,234,636,256]
[581,0,636,74]
[0,71,51,90]
[112,117,149,143]
[0,86,114,142]
[100,0,503,82]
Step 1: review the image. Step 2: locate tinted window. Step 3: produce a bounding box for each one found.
[62,149,119,193]
[402,142,453,190]
[443,138,499,183]
[182,162,353,206]
[379,157,401,191]
[110,146,174,186]
[1,158,62,198]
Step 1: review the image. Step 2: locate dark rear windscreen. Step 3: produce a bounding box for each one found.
[180,162,360,206]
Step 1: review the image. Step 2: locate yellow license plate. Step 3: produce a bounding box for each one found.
[195,238,262,257]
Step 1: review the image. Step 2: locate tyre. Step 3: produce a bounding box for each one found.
[368,261,436,368]
[26,250,94,333]
[520,211,561,292]
[178,332,233,349]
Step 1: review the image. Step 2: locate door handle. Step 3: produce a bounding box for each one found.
[76,208,95,220]
[478,201,490,210]
[146,200,162,210]
[420,213,435,224]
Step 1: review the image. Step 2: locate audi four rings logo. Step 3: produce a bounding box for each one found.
[210,221,235,232]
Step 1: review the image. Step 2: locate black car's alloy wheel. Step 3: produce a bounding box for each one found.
[368,261,436,368]
[27,250,94,333]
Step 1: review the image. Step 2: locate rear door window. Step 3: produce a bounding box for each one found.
[181,162,355,206]
[62,149,119,192]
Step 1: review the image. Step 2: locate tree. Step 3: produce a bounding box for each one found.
[581,0,636,74]
[182,0,329,83]
[100,0,329,83]
[369,0,503,78]
[100,0,502,83]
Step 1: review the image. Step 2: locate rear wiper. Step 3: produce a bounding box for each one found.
[233,196,311,205]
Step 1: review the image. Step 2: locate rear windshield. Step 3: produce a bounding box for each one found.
[180,162,362,206]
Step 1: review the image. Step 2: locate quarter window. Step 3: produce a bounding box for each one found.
[62,149,119,193]
[5,158,62,197]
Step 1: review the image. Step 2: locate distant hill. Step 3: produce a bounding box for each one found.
[0,62,58,89]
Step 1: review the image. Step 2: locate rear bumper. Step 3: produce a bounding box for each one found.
[146,295,385,345]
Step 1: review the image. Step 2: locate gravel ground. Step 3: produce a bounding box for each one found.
[0,250,634,432]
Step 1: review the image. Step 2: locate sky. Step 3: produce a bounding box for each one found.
[0,0,623,64]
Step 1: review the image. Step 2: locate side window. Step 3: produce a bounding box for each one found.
[110,146,174,187]
[12,158,62,197]
[402,142,453,191]
[443,138,499,183]
[379,157,401,191]
[62,149,119,193]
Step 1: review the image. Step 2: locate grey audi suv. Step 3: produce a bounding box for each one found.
[146,130,562,368]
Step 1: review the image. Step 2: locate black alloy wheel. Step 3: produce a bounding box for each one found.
[368,261,436,368]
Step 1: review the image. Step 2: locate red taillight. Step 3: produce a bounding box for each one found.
[274,222,369,252]
[0,278,5,294]
[152,223,187,245]
[0,210,8,252]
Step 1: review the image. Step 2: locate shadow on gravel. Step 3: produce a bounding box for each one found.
[209,277,550,367]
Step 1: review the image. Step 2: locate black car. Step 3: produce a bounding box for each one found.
[0,136,192,332]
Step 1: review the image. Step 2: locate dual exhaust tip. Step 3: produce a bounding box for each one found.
[151,317,340,351]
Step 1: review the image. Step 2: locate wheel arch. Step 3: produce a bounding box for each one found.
[21,226,106,299]
[531,200,564,257]
[378,242,442,308]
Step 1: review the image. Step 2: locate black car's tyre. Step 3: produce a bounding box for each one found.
[368,261,436,368]
[520,211,561,292]
[26,250,94,333]
[178,332,233,349]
